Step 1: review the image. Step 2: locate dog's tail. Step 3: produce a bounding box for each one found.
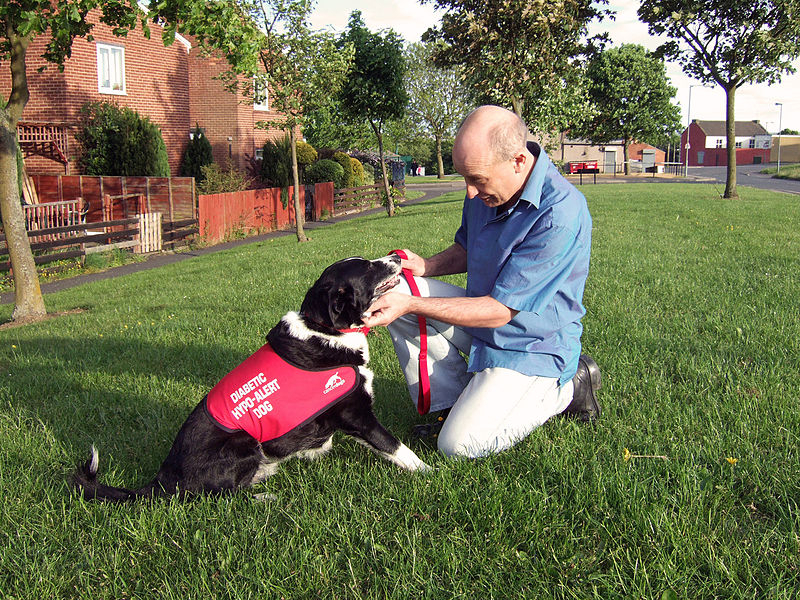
[72,446,173,502]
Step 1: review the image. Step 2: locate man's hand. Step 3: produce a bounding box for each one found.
[362,292,411,328]
[394,248,426,277]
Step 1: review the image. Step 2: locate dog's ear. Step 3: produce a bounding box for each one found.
[300,280,333,325]
[327,284,355,327]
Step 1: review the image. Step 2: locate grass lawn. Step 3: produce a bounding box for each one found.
[759,163,800,180]
[1,183,798,598]
[404,174,464,184]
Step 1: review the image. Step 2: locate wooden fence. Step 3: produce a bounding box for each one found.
[198,182,335,245]
[334,183,384,215]
[23,199,86,243]
[27,175,196,223]
[1,213,198,272]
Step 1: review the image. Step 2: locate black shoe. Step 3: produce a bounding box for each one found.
[412,409,450,438]
[562,355,602,422]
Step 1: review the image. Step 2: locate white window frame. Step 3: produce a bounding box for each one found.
[253,77,269,111]
[96,43,126,95]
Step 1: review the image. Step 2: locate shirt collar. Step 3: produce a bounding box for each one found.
[519,142,548,210]
[490,142,548,222]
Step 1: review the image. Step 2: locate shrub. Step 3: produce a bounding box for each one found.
[196,161,253,195]
[350,157,365,187]
[295,141,318,167]
[362,162,375,185]
[180,124,214,183]
[76,101,170,176]
[332,151,354,188]
[260,135,292,189]
[305,159,345,188]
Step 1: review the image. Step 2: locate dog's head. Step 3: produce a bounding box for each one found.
[300,256,402,330]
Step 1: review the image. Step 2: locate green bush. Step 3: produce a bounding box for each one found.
[260,136,292,189]
[350,157,365,187]
[332,151,354,188]
[76,102,170,176]
[180,124,214,183]
[296,141,318,166]
[305,159,345,188]
[196,161,253,195]
[362,163,375,185]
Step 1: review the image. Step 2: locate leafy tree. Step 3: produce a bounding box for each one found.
[638,0,800,198]
[1,0,158,323]
[404,42,472,179]
[421,0,608,139]
[181,123,214,182]
[576,44,682,174]
[780,128,800,135]
[160,0,352,242]
[303,96,373,150]
[338,11,407,217]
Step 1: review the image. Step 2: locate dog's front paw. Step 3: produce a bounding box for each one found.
[253,492,278,502]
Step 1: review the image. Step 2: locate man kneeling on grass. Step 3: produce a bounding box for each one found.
[362,105,601,458]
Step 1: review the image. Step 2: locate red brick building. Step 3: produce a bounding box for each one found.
[680,120,772,167]
[0,8,286,176]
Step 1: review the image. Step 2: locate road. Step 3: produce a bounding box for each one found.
[688,164,800,196]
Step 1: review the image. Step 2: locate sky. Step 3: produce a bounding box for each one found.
[309,0,800,134]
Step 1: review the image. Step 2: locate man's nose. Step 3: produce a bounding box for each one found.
[465,183,479,199]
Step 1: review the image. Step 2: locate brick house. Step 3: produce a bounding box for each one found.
[560,138,666,173]
[681,120,772,167]
[0,7,286,176]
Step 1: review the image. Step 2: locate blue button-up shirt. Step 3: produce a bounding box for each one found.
[454,143,592,384]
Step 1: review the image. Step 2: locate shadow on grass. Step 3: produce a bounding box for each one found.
[4,332,424,486]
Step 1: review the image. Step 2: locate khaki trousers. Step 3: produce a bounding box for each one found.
[386,275,574,458]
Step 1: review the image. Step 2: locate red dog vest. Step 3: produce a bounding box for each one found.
[204,343,360,442]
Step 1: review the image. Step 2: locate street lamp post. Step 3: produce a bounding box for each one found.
[684,84,706,177]
[775,102,783,174]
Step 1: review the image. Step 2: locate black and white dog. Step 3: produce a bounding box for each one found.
[73,256,429,502]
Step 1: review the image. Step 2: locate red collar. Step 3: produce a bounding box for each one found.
[338,326,371,335]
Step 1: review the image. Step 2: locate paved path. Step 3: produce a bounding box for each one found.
[1,182,464,305]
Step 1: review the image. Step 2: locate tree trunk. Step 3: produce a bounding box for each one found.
[724,86,738,199]
[289,128,307,242]
[510,96,524,118]
[436,134,444,179]
[371,121,394,217]
[1,32,46,323]
[623,140,630,175]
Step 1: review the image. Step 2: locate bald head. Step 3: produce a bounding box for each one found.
[451,106,535,209]
[454,105,529,165]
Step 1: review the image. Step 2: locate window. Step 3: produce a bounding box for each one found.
[715,139,723,148]
[735,141,742,148]
[748,139,755,148]
[253,78,269,111]
[97,43,125,95]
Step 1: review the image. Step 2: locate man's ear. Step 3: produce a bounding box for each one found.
[513,150,527,173]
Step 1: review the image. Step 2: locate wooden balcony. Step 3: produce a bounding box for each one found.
[17,121,72,173]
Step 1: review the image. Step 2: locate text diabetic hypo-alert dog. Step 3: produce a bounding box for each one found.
[73,256,429,501]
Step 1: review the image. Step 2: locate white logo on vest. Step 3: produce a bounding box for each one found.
[324,372,346,394]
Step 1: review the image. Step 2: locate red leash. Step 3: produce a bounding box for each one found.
[389,250,431,415]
